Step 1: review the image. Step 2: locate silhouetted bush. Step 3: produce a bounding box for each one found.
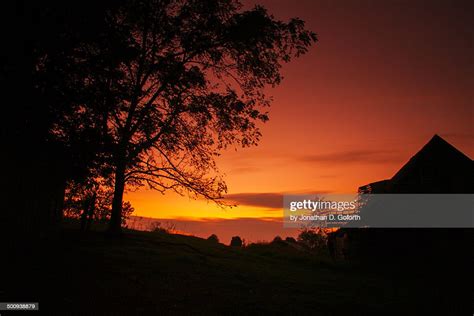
[285,237,297,243]
[64,179,135,231]
[272,236,283,243]
[150,221,176,234]
[207,234,219,243]
[230,236,243,247]
[297,228,327,253]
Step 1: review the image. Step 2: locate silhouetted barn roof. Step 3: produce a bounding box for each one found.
[359,135,473,193]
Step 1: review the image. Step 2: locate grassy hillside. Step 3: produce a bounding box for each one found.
[4,226,471,315]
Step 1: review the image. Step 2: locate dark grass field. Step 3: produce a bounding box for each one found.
[3,225,472,315]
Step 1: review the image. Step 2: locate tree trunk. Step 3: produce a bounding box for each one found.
[80,206,88,231]
[109,160,126,235]
[86,192,97,231]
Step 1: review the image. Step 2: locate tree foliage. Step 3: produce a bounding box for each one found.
[22,0,316,233]
[230,236,243,247]
[64,178,134,230]
[98,0,317,232]
[297,228,327,253]
[207,234,219,243]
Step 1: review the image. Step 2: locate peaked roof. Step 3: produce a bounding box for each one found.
[391,135,471,181]
[359,135,473,193]
[389,134,473,193]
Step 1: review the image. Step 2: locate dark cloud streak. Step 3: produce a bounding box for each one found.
[299,149,401,164]
[225,191,330,209]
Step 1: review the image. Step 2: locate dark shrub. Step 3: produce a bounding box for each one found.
[230,236,243,247]
[272,236,283,243]
[298,228,327,253]
[150,221,176,234]
[285,237,297,243]
[207,234,219,243]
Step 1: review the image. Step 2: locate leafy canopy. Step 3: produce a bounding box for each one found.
[54,0,317,204]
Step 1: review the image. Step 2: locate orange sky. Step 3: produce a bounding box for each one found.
[125,0,473,241]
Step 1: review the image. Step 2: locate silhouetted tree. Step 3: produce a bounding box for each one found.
[24,1,123,179]
[298,228,327,253]
[77,0,317,234]
[207,234,219,243]
[230,236,243,247]
[149,221,177,234]
[64,178,134,230]
[3,1,121,240]
[8,0,316,235]
[272,236,283,243]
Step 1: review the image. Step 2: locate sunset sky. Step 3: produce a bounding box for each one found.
[126,0,473,241]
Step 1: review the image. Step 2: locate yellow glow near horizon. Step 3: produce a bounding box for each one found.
[126,189,281,219]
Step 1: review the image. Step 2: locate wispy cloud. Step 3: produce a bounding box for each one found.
[225,191,330,209]
[225,192,283,209]
[299,149,400,164]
